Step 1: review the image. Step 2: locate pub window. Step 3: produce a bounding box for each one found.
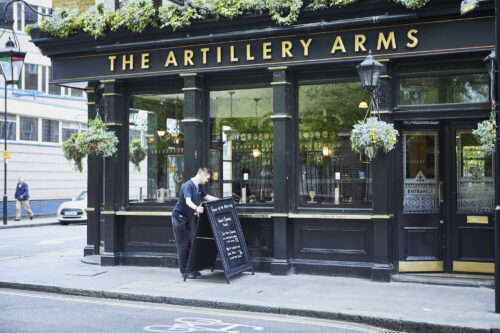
[25,64,38,91]
[15,2,22,32]
[42,119,59,143]
[399,74,489,105]
[209,87,273,205]
[20,116,38,141]
[298,81,371,207]
[0,114,16,140]
[70,88,84,98]
[24,4,37,27]
[128,93,184,204]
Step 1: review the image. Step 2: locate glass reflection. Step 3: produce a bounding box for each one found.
[209,88,273,205]
[298,81,371,207]
[129,94,184,203]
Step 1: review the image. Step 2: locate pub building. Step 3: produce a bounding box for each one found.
[31,0,495,281]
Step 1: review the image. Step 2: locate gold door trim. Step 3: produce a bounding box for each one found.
[453,261,494,273]
[116,211,172,216]
[399,261,443,272]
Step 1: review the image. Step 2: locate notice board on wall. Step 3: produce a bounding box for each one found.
[184,198,254,283]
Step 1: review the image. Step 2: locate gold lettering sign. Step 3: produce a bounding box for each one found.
[184,50,194,66]
[282,41,293,58]
[331,36,346,54]
[108,55,117,72]
[355,34,367,52]
[201,48,209,64]
[230,45,238,62]
[263,42,272,60]
[407,29,419,48]
[377,31,396,50]
[300,38,312,57]
[141,53,150,69]
[246,44,255,61]
[122,54,134,71]
[165,51,178,67]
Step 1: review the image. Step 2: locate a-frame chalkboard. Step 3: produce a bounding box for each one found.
[184,198,254,283]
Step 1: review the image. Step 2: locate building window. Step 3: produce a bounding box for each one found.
[0,115,16,140]
[298,81,371,207]
[15,2,22,31]
[70,88,83,97]
[41,66,47,93]
[42,119,59,143]
[129,93,184,203]
[25,64,38,91]
[209,88,273,205]
[24,4,37,27]
[20,116,38,141]
[399,74,489,105]
[62,121,79,141]
[48,66,60,95]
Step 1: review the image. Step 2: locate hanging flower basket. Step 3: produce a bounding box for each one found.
[62,132,85,172]
[473,112,496,156]
[77,117,119,157]
[350,116,398,161]
[130,139,147,172]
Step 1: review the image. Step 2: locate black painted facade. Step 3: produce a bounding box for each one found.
[32,0,495,281]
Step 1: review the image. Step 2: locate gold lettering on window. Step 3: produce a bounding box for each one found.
[217,47,222,64]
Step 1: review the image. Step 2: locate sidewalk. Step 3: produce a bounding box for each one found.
[0,215,59,229]
[1,222,500,332]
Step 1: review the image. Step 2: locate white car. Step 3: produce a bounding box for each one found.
[57,191,87,225]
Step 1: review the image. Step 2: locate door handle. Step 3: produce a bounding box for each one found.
[439,182,444,203]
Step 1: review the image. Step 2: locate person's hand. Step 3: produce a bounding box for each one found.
[196,206,204,214]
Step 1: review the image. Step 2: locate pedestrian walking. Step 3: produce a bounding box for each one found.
[15,177,34,221]
[171,167,218,279]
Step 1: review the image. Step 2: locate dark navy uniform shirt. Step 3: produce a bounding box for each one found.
[173,179,207,221]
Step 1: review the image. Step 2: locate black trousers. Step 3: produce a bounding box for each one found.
[171,214,194,274]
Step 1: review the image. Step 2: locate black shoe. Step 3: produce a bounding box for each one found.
[185,273,197,279]
[29,215,33,220]
[193,271,201,277]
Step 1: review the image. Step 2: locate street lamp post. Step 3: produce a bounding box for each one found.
[0,38,25,225]
[356,50,384,111]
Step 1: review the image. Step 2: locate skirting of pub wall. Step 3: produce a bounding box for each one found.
[100,214,388,280]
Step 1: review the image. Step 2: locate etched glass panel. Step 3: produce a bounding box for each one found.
[456,130,494,213]
[403,131,438,214]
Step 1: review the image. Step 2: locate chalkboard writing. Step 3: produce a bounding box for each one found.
[184,198,253,283]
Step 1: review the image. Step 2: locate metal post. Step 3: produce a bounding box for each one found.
[494,0,500,312]
[3,84,7,225]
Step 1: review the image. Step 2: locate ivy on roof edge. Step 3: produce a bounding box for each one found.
[26,0,431,39]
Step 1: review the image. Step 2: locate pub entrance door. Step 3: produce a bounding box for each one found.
[397,122,495,274]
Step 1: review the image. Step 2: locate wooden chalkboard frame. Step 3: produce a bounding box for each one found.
[184,197,254,283]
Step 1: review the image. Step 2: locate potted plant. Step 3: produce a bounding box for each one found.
[350,116,398,161]
[130,139,147,171]
[62,132,85,172]
[77,117,119,157]
[473,111,496,156]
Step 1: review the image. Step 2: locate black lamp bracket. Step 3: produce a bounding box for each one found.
[2,0,50,25]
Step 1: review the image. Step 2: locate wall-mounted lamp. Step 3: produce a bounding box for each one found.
[252,148,262,158]
[156,130,166,137]
[357,50,384,112]
[460,0,479,15]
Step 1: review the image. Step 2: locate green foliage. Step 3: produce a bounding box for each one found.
[39,7,79,38]
[130,139,147,171]
[350,116,398,160]
[24,24,37,35]
[62,132,85,172]
[473,112,496,156]
[35,0,432,38]
[110,0,156,33]
[78,3,114,38]
[77,117,119,157]
[393,0,430,9]
[158,2,203,31]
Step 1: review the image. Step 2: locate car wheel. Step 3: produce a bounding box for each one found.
[60,221,69,225]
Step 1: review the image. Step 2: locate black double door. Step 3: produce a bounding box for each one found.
[397,121,495,274]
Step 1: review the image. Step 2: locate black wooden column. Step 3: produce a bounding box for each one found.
[370,60,394,282]
[83,82,103,256]
[101,80,126,266]
[181,73,205,178]
[269,67,294,275]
